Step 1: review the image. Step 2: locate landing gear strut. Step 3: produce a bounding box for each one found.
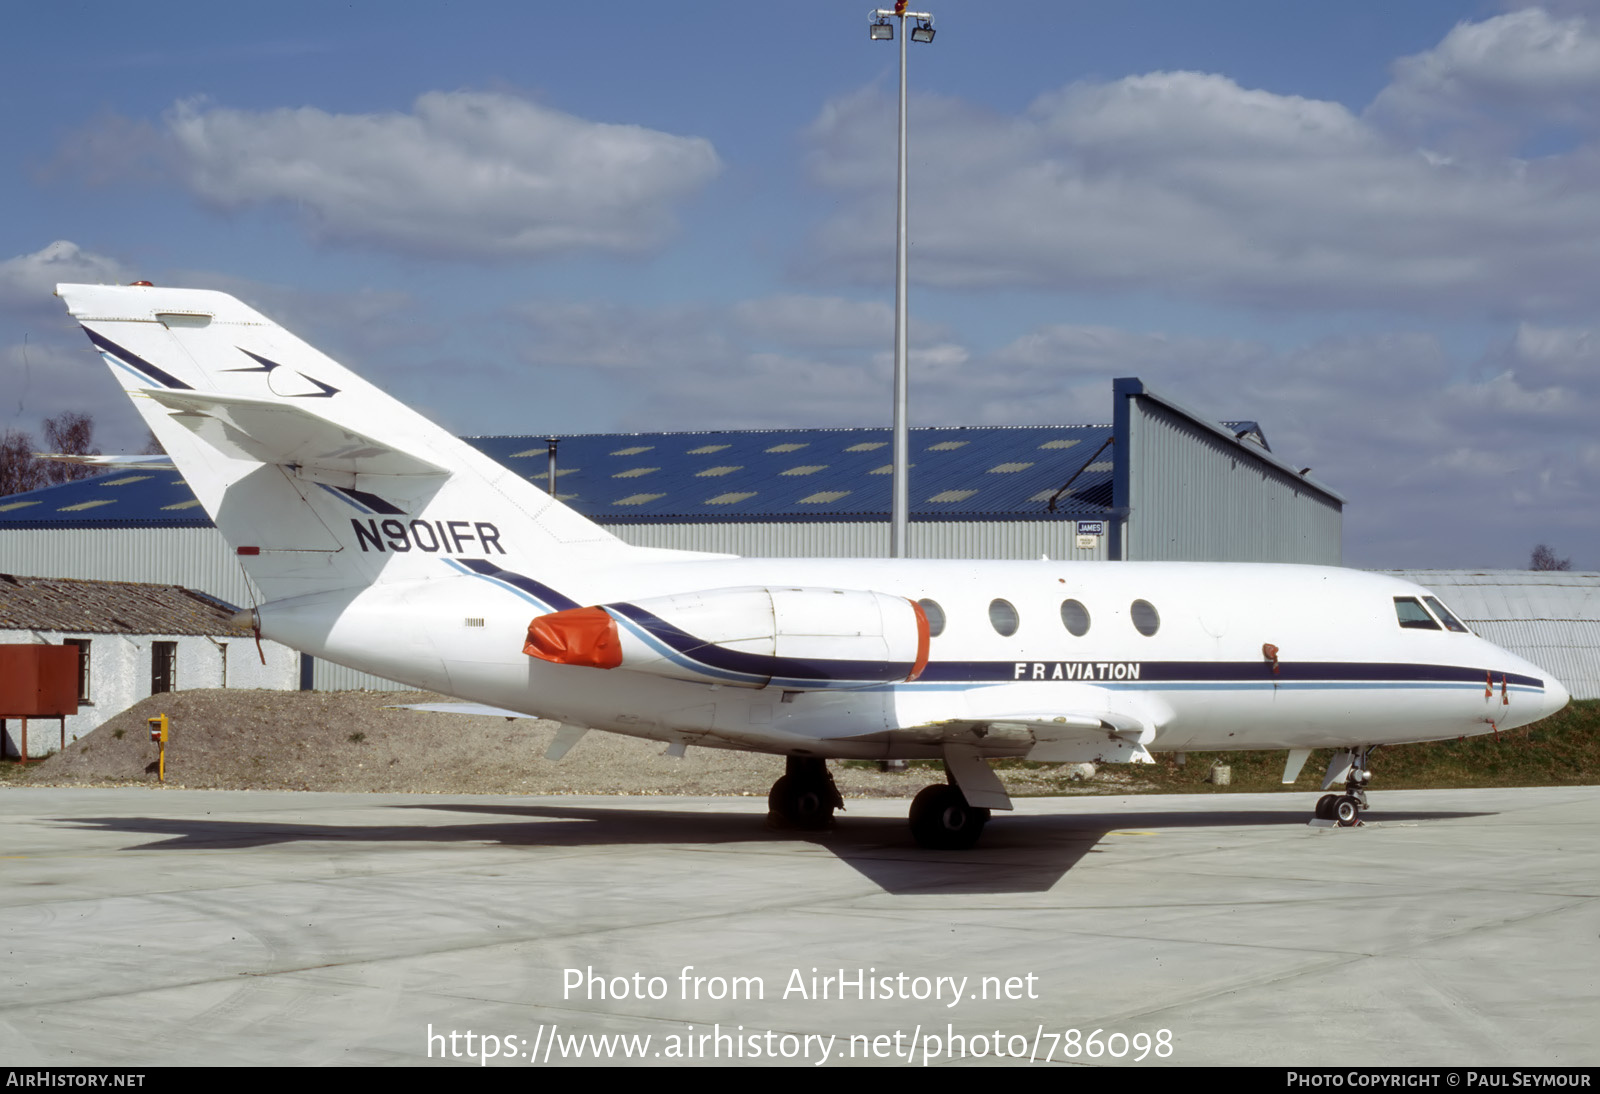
[1313,746,1376,827]
[767,757,843,830]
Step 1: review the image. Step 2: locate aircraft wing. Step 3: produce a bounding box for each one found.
[901,713,1155,764]
[829,708,1155,764]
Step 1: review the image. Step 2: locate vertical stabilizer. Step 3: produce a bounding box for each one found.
[57,283,632,602]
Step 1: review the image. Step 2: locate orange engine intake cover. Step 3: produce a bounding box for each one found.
[524,607,623,669]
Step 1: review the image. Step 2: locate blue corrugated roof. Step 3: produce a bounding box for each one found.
[0,422,1261,529]
[0,471,207,529]
[470,425,1122,524]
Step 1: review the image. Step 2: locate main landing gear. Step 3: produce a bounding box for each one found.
[908,782,990,850]
[1313,745,1377,827]
[767,751,1006,849]
[767,757,844,830]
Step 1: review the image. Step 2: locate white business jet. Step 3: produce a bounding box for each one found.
[57,283,1570,848]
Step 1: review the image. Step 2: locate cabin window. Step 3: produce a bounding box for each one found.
[1393,597,1440,630]
[1423,596,1470,633]
[1060,599,1090,636]
[1130,599,1160,636]
[988,598,1019,637]
[917,598,946,637]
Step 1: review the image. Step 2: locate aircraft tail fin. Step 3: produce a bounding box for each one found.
[57,283,632,602]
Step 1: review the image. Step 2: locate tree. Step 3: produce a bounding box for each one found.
[1530,544,1572,571]
[0,429,46,496]
[0,413,101,496]
[41,412,100,486]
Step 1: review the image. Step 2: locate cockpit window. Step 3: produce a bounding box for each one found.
[1423,596,1470,633]
[1394,597,1441,630]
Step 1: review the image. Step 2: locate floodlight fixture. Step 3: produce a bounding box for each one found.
[911,21,935,43]
[870,19,893,39]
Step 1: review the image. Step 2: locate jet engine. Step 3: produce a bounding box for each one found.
[524,585,930,690]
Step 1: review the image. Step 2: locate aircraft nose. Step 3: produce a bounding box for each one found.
[1543,674,1571,718]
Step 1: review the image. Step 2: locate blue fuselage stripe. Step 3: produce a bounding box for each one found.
[84,328,193,390]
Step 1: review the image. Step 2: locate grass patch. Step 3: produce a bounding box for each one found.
[848,701,1600,796]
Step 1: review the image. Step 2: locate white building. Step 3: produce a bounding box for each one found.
[0,574,298,757]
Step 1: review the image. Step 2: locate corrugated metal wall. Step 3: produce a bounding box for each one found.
[1125,397,1342,564]
[612,521,1106,560]
[1379,570,1600,699]
[0,528,258,606]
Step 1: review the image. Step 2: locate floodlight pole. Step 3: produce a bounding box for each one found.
[871,6,934,558]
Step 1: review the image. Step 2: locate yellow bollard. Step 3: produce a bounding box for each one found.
[147,714,168,783]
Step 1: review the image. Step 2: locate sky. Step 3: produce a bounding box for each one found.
[3,0,1598,569]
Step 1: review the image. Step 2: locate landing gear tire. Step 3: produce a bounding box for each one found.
[908,784,989,850]
[1312,745,1377,826]
[766,758,842,830]
[1334,794,1362,827]
[768,776,834,829]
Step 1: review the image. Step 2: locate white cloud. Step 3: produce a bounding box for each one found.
[154,92,721,259]
[1371,7,1600,140]
[802,14,1600,318]
[0,340,151,453]
[0,242,131,315]
[731,295,894,348]
[509,294,974,430]
[516,301,733,370]
[0,243,150,450]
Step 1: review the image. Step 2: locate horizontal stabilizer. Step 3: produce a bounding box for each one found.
[388,702,540,720]
[33,453,177,470]
[140,388,447,477]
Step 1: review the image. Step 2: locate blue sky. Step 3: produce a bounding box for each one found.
[4,0,1598,569]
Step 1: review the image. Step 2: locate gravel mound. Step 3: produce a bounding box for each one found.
[6,689,1102,798]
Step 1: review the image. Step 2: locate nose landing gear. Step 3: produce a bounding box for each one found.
[1312,746,1376,827]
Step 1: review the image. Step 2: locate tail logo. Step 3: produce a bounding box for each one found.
[224,348,341,399]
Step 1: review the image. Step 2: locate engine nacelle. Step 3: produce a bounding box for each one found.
[524,585,930,690]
